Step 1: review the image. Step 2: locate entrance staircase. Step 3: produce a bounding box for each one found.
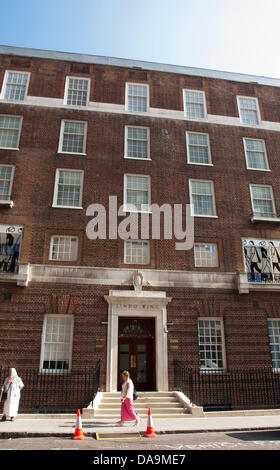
[85,391,195,419]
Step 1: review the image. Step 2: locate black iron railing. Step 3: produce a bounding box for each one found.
[174,361,280,411]
[0,361,101,413]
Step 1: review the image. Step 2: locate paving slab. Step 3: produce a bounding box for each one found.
[0,413,279,438]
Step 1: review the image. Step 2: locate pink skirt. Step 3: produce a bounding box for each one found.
[121,398,137,422]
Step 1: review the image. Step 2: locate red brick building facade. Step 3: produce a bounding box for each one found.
[1,45,280,411]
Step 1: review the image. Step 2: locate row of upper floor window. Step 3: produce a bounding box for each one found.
[1,163,280,222]
[0,70,266,125]
[0,113,274,171]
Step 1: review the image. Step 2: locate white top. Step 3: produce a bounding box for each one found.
[121,378,134,400]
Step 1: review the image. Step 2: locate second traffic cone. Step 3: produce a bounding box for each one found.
[144,408,157,437]
[72,409,87,440]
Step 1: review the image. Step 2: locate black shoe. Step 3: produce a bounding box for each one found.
[1,416,6,422]
[10,417,14,421]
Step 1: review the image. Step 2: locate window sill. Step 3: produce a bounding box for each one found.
[52,205,83,210]
[246,167,271,172]
[122,208,152,214]
[193,214,218,218]
[57,151,86,156]
[124,156,152,161]
[188,162,213,166]
[251,216,280,223]
[0,147,19,151]
[0,200,13,208]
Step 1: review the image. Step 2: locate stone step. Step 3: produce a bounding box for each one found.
[101,396,179,402]
[93,412,191,419]
[101,392,177,398]
[94,407,186,415]
[89,390,193,419]
[98,402,184,409]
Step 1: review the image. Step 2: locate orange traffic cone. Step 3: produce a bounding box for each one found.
[72,409,87,440]
[144,408,157,438]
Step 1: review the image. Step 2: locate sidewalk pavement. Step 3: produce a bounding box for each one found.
[0,412,280,438]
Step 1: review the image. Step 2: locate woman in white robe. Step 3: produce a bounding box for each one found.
[1,368,24,421]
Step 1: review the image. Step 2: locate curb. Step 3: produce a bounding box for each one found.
[0,426,280,439]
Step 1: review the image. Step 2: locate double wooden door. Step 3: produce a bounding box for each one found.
[118,317,155,391]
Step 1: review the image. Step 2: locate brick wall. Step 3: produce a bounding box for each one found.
[1,54,280,270]
[1,51,280,404]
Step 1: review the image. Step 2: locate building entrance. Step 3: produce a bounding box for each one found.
[118,317,156,391]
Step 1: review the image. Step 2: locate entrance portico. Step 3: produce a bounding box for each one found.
[104,289,172,392]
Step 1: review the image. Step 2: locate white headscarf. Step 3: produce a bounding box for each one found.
[7,368,17,385]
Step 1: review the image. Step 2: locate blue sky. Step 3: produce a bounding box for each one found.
[1,0,280,78]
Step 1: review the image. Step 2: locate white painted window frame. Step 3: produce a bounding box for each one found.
[237,96,261,126]
[124,239,150,265]
[189,179,217,218]
[40,314,74,373]
[58,119,87,155]
[0,70,30,101]
[198,317,226,371]
[63,76,91,107]
[125,82,150,113]
[49,235,79,262]
[268,319,280,372]
[186,131,212,165]
[52,168,84,209]
[249,183,276,219]
[0,164,15,203]
[123,173,151,213]
[194,243,219,267]
[124,125,151,160]
[0,114,23,150]
[243,137,270,171]
[183,89,207,120]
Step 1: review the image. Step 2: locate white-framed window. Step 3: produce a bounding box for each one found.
[40,315,74,372]
[124,240,150,264]
[0,71,30,101]
[125,83,149,112]
[194,243,218,267]
[237,96,261,125]
[186,132,211,165]
[53,169,83,209]
[183,89,207,119]
[249,184,276,218]
[64,76,90,106]
[58,120,87,154]
[0,115,22,149]
[124,126,150,160]
[0,165,15,202]
[243,138,269,170]
[124,174,150,212]
[49,236,78,262]
[189,180,217,217]
[198,318,225,370]
[268,320,280,371]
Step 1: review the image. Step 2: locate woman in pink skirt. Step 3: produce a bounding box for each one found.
[118,370,140,426]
